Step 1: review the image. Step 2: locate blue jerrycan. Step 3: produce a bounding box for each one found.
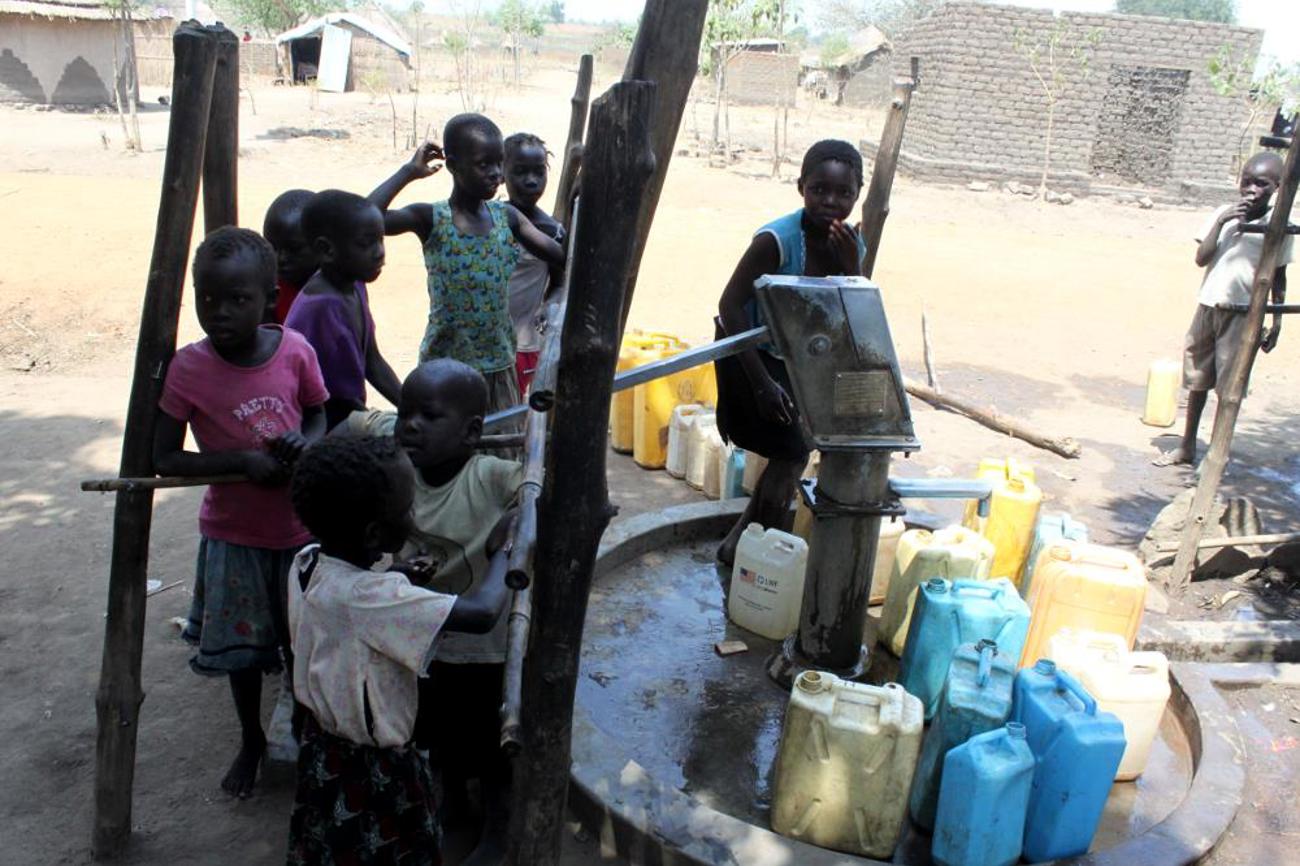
[1023,512,1089,597]
[898,578,1030,719]
[909,639,1015,831]
[931,723,1035,866]
[1013,659,1126,861]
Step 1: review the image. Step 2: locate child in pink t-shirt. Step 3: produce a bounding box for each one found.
[154,227,329,798]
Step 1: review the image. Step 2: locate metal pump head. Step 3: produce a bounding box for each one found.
[754,275,918,452]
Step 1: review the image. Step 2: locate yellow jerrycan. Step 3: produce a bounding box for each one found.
[610,332,679,453]
[983,474,1043,589]
[772,673,923,858]
[633,337,714,469]
[1019,541,1148,668]
[962,458,1036,532]
[1142,359,1181,427]
[879,526,994,657]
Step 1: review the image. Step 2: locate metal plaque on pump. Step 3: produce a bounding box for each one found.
[754,275,918,453]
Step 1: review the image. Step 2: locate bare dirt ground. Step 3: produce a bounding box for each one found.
[1,52,1297,864]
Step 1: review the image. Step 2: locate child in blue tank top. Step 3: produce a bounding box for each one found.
[715,140,868,565]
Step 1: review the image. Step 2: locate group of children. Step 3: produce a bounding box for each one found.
[160,112,563,864]
[155,109,1292,863]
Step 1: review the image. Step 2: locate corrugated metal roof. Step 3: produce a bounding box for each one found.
[275,13,411,56]
[0,0,115,20]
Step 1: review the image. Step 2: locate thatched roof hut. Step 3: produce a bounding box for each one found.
[0,0,129,104]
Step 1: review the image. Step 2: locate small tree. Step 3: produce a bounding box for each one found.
[1208,45,1300,174]
[703,0,782,163]
[812,0,946,38]
[496,0,545,86]
[444,0,488,112]
[548,1,564,23]
[1112,0,1235,23]
[216,0,336,35]
[104,0,142,152]
[1014,19,1101,198]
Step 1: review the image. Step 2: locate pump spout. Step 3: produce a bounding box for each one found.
[888,478,994,517]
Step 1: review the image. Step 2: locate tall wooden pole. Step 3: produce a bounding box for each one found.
[1169,132,1300,590]
[505,80,659,866]
[92,22,218,859]
[618,0,708,328]
[202,24,239,232]
[551,53,593,231]
[860,56,918,279]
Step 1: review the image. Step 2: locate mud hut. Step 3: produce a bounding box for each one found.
[275,12,411,93]
[0,0,129,105]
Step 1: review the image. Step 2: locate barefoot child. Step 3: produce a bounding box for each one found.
[285,435,510,865]
[503,132,565,392]
[285,190,404,429]
[262,189,316,324]
[1156,151,1293,467]
[714,140,867,565]
[368,114,565,418]
[153,227,329,797]
[337,359,522,863]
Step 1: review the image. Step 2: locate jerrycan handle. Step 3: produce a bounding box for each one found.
[1057,668,1099,716]
[951,580,1001,600]
[1047,543,1133,573]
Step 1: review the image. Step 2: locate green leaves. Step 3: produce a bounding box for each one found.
[1113,0,1236,24]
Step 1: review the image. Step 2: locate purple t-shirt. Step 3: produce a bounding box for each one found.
[284,282,375,408]
[159,326,329,549]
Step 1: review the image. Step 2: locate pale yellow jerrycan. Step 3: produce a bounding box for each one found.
[1046,628,1171,781]
[685,411,718,490]
[611,332,678,454]
[665,403,705,479]
[1142,359,1181,428]
[772,673,923,858]
[962,457,1036,533]
[879,526,995,657]
[983,474,1043,590]
[1020,541,1148,668]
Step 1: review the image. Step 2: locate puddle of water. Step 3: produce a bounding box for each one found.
[585,538,1196,864]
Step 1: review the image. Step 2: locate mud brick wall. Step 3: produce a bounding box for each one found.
[881,1,1261,192]
[724,51,798,106]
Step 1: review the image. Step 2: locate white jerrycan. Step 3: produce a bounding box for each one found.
[728,523,808,640]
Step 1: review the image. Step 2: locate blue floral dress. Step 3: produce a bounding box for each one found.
[420,200,521,374]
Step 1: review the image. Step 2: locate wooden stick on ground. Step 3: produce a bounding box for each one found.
[550,54,592,232]
[860,57,918,279]
[92,22,220,859]
[618,0,708,329]
[904,376,1082,459]
[1169,132,1300,592]
[921,307,938,391]
[1155,531,1300,554]
[505,80,660,866]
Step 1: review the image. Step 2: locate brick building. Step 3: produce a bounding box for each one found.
[868,2,1262,197]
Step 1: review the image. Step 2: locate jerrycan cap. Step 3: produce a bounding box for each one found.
[1046,544,1073,562]
[976,638,999,653]
[926,578,949,593]
[743,522,766,538]
[796,671,829,694]
[1006,721,1027,740]
[1033,659,1057,676]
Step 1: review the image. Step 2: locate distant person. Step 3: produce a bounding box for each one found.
[285,189,404,429]
[367,115,565,424]
[1155,151,1293,467]
[242,30,252,43]
[502,132,565,392]
[285,435,509,865]
[153,227,328,798]
[262,188,315,324]
[714,140,867,565]
[336,359,521,864]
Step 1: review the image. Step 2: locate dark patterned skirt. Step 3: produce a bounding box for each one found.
[287,714,442,865]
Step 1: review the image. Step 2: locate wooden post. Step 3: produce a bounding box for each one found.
[92,22,218,860]
[860,56,918,279]
[618,0,708,328]
[550,54,592,231]
[505,80,659,866]
[202,25,239,232]
[1169,132,1300,591]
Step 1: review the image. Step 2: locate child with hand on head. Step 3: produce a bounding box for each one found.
[152,227,329,798]
[337,359,522,864]
[504,132,566,393]
[285,190,404,430]
[285,435,510,866]
[714,139,867,565]
[368,114,566,418]
[1156,150,1293,468]
[262,189,316,324]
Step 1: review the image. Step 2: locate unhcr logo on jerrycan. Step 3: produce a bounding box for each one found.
[727,524,808,641]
